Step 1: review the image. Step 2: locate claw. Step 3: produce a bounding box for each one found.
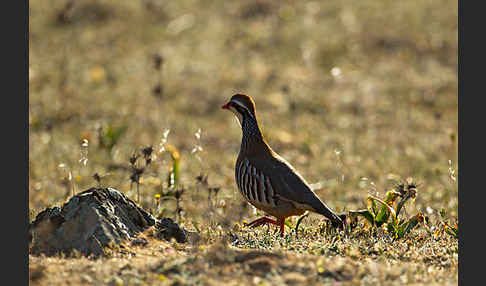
[246,216,287,237]
[246,216,277,228]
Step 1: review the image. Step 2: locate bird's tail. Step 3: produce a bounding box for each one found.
[315,203,345,229]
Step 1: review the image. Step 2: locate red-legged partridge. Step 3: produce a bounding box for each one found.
[222,94,343,237]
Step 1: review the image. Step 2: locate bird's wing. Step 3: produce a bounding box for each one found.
[248,153,340,221]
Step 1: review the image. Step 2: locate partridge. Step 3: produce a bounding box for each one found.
[222,94,343,237]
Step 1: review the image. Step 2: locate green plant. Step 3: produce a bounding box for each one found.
[442,221,458,238]
[165,144,180,190]
[348,179,426,240]
[436,208,458,239]
[293,212,309,239]
[98,123,127,153]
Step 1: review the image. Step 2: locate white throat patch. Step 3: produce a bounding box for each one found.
[229,105,244,127]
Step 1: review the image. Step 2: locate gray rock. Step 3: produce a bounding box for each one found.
[155,218,201,244]
[156,218,188,243]
[29,187,156,257]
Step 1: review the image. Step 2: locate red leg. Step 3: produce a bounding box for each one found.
[277,218,286,237]
[246,216,278,228]
[246,216,288,237]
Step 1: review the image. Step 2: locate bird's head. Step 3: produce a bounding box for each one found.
[221,94,257,126]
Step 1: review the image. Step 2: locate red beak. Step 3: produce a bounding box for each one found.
[221,102,230,110]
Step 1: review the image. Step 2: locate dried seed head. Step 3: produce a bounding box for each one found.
[130,167,145,183]
[79,139,89,166]
[152,84,163,98]
[135,167,145,175]
[196,173,208,184]
[145,158,152,165]
[194,128,202,140]
[153,54,164,70]
[394,178,420,198]
[130,153,139,165]
[93,173,101,183]
[142,146,154,158]
[394,183,406,196]
[210,187,221,196]
[174,188,185,199]
[158,129,171,153]
[130,173,139,183]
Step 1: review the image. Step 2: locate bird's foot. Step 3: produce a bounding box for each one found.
[246,216,278,228]
[246,217,287,237]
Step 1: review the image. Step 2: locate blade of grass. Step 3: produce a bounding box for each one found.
[395,189,416,217]
[166,144,180,189]
[294,212,309,239]
[366,197,378,219]
[397,212,424,239]
[369,195,398,226]
[348,209,375,226]
[374,191,400,227]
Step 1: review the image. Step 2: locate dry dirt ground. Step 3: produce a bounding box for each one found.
[30,226,458,286]
[29,0,458,285]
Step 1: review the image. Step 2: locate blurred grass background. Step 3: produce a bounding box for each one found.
[29,0,457,224]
